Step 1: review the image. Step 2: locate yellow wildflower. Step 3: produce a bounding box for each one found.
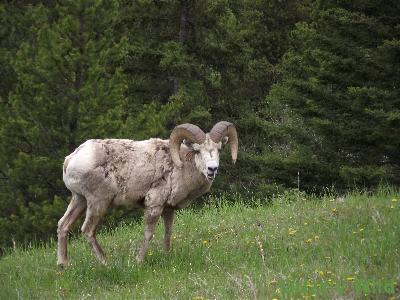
[202,240,208,245]
[346,277,355,281]
[319,271,324,276]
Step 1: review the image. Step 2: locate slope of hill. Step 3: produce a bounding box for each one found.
[1,189,399,299]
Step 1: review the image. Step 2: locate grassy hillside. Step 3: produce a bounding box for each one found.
[1,189,399,299]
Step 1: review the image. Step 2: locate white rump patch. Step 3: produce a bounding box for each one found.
[63,140,96,193]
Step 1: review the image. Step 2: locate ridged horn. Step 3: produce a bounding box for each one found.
[169,123,206,168]
[209,121,238,164]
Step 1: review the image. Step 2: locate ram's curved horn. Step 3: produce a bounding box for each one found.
[169,124,206,167]
[209,121,238,164]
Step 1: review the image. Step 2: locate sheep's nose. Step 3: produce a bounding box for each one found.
[208,166,218,173]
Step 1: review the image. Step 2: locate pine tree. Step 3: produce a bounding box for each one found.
[266,0,400,189]
[0,0,128,250]
[119,0,303,193]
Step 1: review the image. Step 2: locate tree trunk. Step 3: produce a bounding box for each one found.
[173,1,189,94]
[69,4,85,151]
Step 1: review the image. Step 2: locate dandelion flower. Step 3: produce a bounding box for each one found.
[202,240,208,245]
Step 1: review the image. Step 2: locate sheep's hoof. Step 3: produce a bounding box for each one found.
[136,255,144,264]
[57,261,68,269]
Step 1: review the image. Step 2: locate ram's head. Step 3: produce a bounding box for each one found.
[169,121,238,181]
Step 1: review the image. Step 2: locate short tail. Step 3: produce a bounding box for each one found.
[63,156,71,175]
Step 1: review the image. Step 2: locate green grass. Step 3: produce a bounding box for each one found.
[1,189,399,299]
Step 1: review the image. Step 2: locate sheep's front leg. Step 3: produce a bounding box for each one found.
[162,209,175,251]
[136,206,163,263]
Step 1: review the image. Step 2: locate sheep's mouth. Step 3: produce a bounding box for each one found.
[207,174,215,181]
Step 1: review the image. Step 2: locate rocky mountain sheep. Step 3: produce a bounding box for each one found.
[57,121,238,267]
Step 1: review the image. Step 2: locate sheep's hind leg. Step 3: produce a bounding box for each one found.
[136,206,163,263]
[162,209,175,251]
[57,193,87,267]
[81,203,109,265]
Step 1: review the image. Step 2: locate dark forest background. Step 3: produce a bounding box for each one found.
[0,0,399,252]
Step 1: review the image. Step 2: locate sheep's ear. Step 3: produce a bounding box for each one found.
[183,139,194,147]
[222,136,229,145]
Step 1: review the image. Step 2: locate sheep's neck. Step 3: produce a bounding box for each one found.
[167,149,211,208]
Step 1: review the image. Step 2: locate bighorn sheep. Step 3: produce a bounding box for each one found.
[57,121,238,267]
